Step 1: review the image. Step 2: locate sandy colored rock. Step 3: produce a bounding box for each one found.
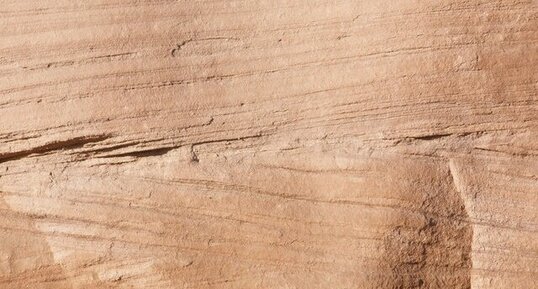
[0,0,537,288]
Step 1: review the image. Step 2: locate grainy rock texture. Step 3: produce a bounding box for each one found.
[0,1,537,288]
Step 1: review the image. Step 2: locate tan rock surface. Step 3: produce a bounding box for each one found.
[0,1,537,288]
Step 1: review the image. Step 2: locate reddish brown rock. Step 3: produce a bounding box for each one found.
[0,1,537,288]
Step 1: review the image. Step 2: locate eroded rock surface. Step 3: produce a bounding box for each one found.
[0,0,537,288]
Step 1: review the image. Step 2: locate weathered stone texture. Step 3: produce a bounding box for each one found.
[0,1,537,288]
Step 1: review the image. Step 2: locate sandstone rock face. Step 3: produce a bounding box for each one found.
[0,1,537,288]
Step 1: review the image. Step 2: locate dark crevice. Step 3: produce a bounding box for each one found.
[191,133,263,148]
[83,141,142,154]
[0,134,111,164]
[408,133,453,141]
[96,146,177,159]
[170,40,190,56]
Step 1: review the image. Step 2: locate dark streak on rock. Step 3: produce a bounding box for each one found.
[96,146,177,159]
[0,134,111,163]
